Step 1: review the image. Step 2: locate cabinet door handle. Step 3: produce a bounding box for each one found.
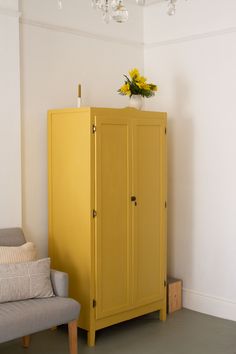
[131,196,137,206]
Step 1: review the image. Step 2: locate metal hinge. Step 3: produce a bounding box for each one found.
[92,124,96,134]
[92,299,96,308]
[92,209,97,218]
[165,127,167,135]
[165,201,167,208]
[164,280,167,287]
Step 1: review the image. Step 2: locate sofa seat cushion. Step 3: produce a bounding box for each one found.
[0,297,80,343]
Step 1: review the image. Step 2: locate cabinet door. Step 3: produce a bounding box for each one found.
[132,118,166,306]
[95,115,132,319]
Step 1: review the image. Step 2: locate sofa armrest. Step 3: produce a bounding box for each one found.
[50,269,69,297]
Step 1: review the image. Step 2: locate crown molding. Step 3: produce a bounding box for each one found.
[20,18,144,48]
[20,17,236,49]
[145,26,236,48]
[0,7,21,18]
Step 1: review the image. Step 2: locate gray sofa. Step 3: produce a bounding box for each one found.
[0,228,80,354]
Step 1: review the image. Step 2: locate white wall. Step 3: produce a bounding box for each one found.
[144,0,236,321]
[0,0,21,228]
[20,0,144,256]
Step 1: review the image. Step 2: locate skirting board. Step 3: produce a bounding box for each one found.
[183,288,236,322]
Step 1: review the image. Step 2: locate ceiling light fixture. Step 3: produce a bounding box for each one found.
[57,0,187,24]
[137,0,187,17]
[166,0,177,16]
[91,0,128,24]
[57,0,63,10]
[136,0,146,5]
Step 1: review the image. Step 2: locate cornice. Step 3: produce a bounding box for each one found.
[20,18,143,48]
[0,7,21,18]
[20,18,236,49]
[145,26,236,48]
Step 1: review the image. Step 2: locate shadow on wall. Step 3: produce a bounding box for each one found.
[167,76,195,287]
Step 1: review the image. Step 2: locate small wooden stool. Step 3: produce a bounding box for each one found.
[167,277,182,314]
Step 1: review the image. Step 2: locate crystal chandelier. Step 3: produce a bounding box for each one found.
[136,0,183,17]
[91,0,129,24]
[136,0,146,5]
[166,0,177,16]
[57,0,187,24]
[57,0,63,10]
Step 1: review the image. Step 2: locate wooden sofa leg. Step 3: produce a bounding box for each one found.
[68,320,78,354]
[22,335,30,348]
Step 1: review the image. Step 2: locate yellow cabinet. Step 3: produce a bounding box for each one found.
[48,107,167,346]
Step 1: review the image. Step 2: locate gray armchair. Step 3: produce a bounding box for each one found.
[0,228,80,354]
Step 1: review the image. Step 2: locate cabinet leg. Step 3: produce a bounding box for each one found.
[22,335,30,348]
[159,306,167,321]
[87,329,96,347]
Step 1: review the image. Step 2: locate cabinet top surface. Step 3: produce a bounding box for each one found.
[48,107,167,119]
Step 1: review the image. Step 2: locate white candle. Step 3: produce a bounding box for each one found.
[77,84,81,108]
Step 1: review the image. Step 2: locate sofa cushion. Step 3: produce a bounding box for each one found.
[0,297,80,343]
[0,258,54,304]
[0,228,25,247]
[0,242,37,264]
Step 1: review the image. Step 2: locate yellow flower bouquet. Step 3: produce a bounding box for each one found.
[118,68,158,98]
